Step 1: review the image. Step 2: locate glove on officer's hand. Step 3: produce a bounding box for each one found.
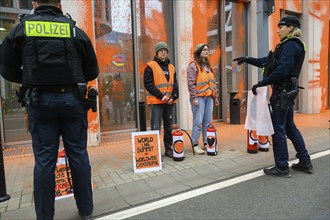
[252,81,265,95]
[252,84,259,95]
[233,57,248,65]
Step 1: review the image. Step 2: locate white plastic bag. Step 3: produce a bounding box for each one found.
[244,86,274,136]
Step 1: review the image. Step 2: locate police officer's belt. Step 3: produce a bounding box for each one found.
[37,86,75,93]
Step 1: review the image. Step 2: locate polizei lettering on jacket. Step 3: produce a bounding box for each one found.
[25,21,71,38]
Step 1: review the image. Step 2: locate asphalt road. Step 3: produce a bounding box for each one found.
[128,155,330,220]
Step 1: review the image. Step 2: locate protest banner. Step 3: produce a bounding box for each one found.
[132,131,162,173]
[55,150,73,200]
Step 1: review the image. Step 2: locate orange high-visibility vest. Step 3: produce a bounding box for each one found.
[145,61,176,105]
[111,79,125,101]
[191,61,216,97]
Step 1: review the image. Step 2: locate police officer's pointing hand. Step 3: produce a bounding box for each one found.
[233,57,249,65]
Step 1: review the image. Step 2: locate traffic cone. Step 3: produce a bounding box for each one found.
[247,130,258,153]
[206,124,218,156]
[172,129,185,161]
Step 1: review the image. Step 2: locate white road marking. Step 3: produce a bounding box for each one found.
[98,150,330,220]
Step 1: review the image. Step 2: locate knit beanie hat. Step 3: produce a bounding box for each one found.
[155,42,169,54]
[195,43,209,56]
[278,15,300,28]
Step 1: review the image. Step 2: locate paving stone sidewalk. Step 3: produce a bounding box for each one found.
[0,111,329,219]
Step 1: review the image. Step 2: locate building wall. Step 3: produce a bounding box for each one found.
[1,0,328,146]
[61,0,100,146]
[267,0,329,113]
[61,0,329,137]
[174,0,194,130]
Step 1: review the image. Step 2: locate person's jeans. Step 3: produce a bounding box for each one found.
[190,96,214,145]
[112,98,124,123]
[149,104,174,151]
[271,106,310,169]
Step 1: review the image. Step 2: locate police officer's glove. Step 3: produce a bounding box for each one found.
[233,57,249,65]
[252,82,265,95]
[252,84,259,95]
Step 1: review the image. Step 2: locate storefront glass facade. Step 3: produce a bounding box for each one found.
[0,2,32,144]
[94,0,174,133]
[0,0,328,147]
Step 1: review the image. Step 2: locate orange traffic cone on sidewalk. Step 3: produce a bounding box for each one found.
[247,130,258,153]
[258,135,270,152]
[172,129,185,161]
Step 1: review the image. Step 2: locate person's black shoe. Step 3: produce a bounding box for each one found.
[264,166,291,178]
[80,213,93,220]
[292,159,314,174]
[165,150,173,158]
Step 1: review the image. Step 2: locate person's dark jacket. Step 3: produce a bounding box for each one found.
[245,37,304,87]
[144,56,179,101]
[0,5,99,84]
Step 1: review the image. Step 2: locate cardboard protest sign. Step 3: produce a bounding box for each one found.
[132,131,162,173]
[55,151,74,200]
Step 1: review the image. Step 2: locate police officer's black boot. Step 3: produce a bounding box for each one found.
[292,159,314,174]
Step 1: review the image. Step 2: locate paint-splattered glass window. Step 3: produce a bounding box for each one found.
[136,0,174,124]
[206,1,221,120]
[0,5,32,145]
[95,0,174,133]
[0,0,13,7]
[19,0,33,9]
[94,0,136,132]
[226,1,248,122]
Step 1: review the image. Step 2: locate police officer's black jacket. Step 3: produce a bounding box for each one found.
[245,37,305,91]
[0,5,99,86]
[144,56,179,101]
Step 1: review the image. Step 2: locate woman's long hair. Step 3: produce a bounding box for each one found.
[193,49,213,73]
[288,26,302,38]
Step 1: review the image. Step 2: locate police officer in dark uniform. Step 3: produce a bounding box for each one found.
[0,0,98,219]
[233,16,313,178]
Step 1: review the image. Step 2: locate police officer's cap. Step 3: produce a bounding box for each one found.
[278,16,300,29]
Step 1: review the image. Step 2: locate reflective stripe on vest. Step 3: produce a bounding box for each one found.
[25,21,71,38]
[146,61,176,105]
[192,61,216,97]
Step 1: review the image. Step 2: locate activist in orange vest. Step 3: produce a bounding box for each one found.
[111,74,125,101]
[187,43,219,155]
[110,72,125,124]
[143,42,179,158]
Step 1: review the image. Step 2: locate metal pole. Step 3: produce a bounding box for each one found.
[256,0,270,80]
[130,0,141,131]
[138,102,146,131]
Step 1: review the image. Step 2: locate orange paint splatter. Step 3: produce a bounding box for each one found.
[80,0,99,134]
[308,0,330,112]
[192,0,208,52]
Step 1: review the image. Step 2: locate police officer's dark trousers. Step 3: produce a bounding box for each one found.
[27,91,93,220]
[150,104,174,150]
[271,106,311,169]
